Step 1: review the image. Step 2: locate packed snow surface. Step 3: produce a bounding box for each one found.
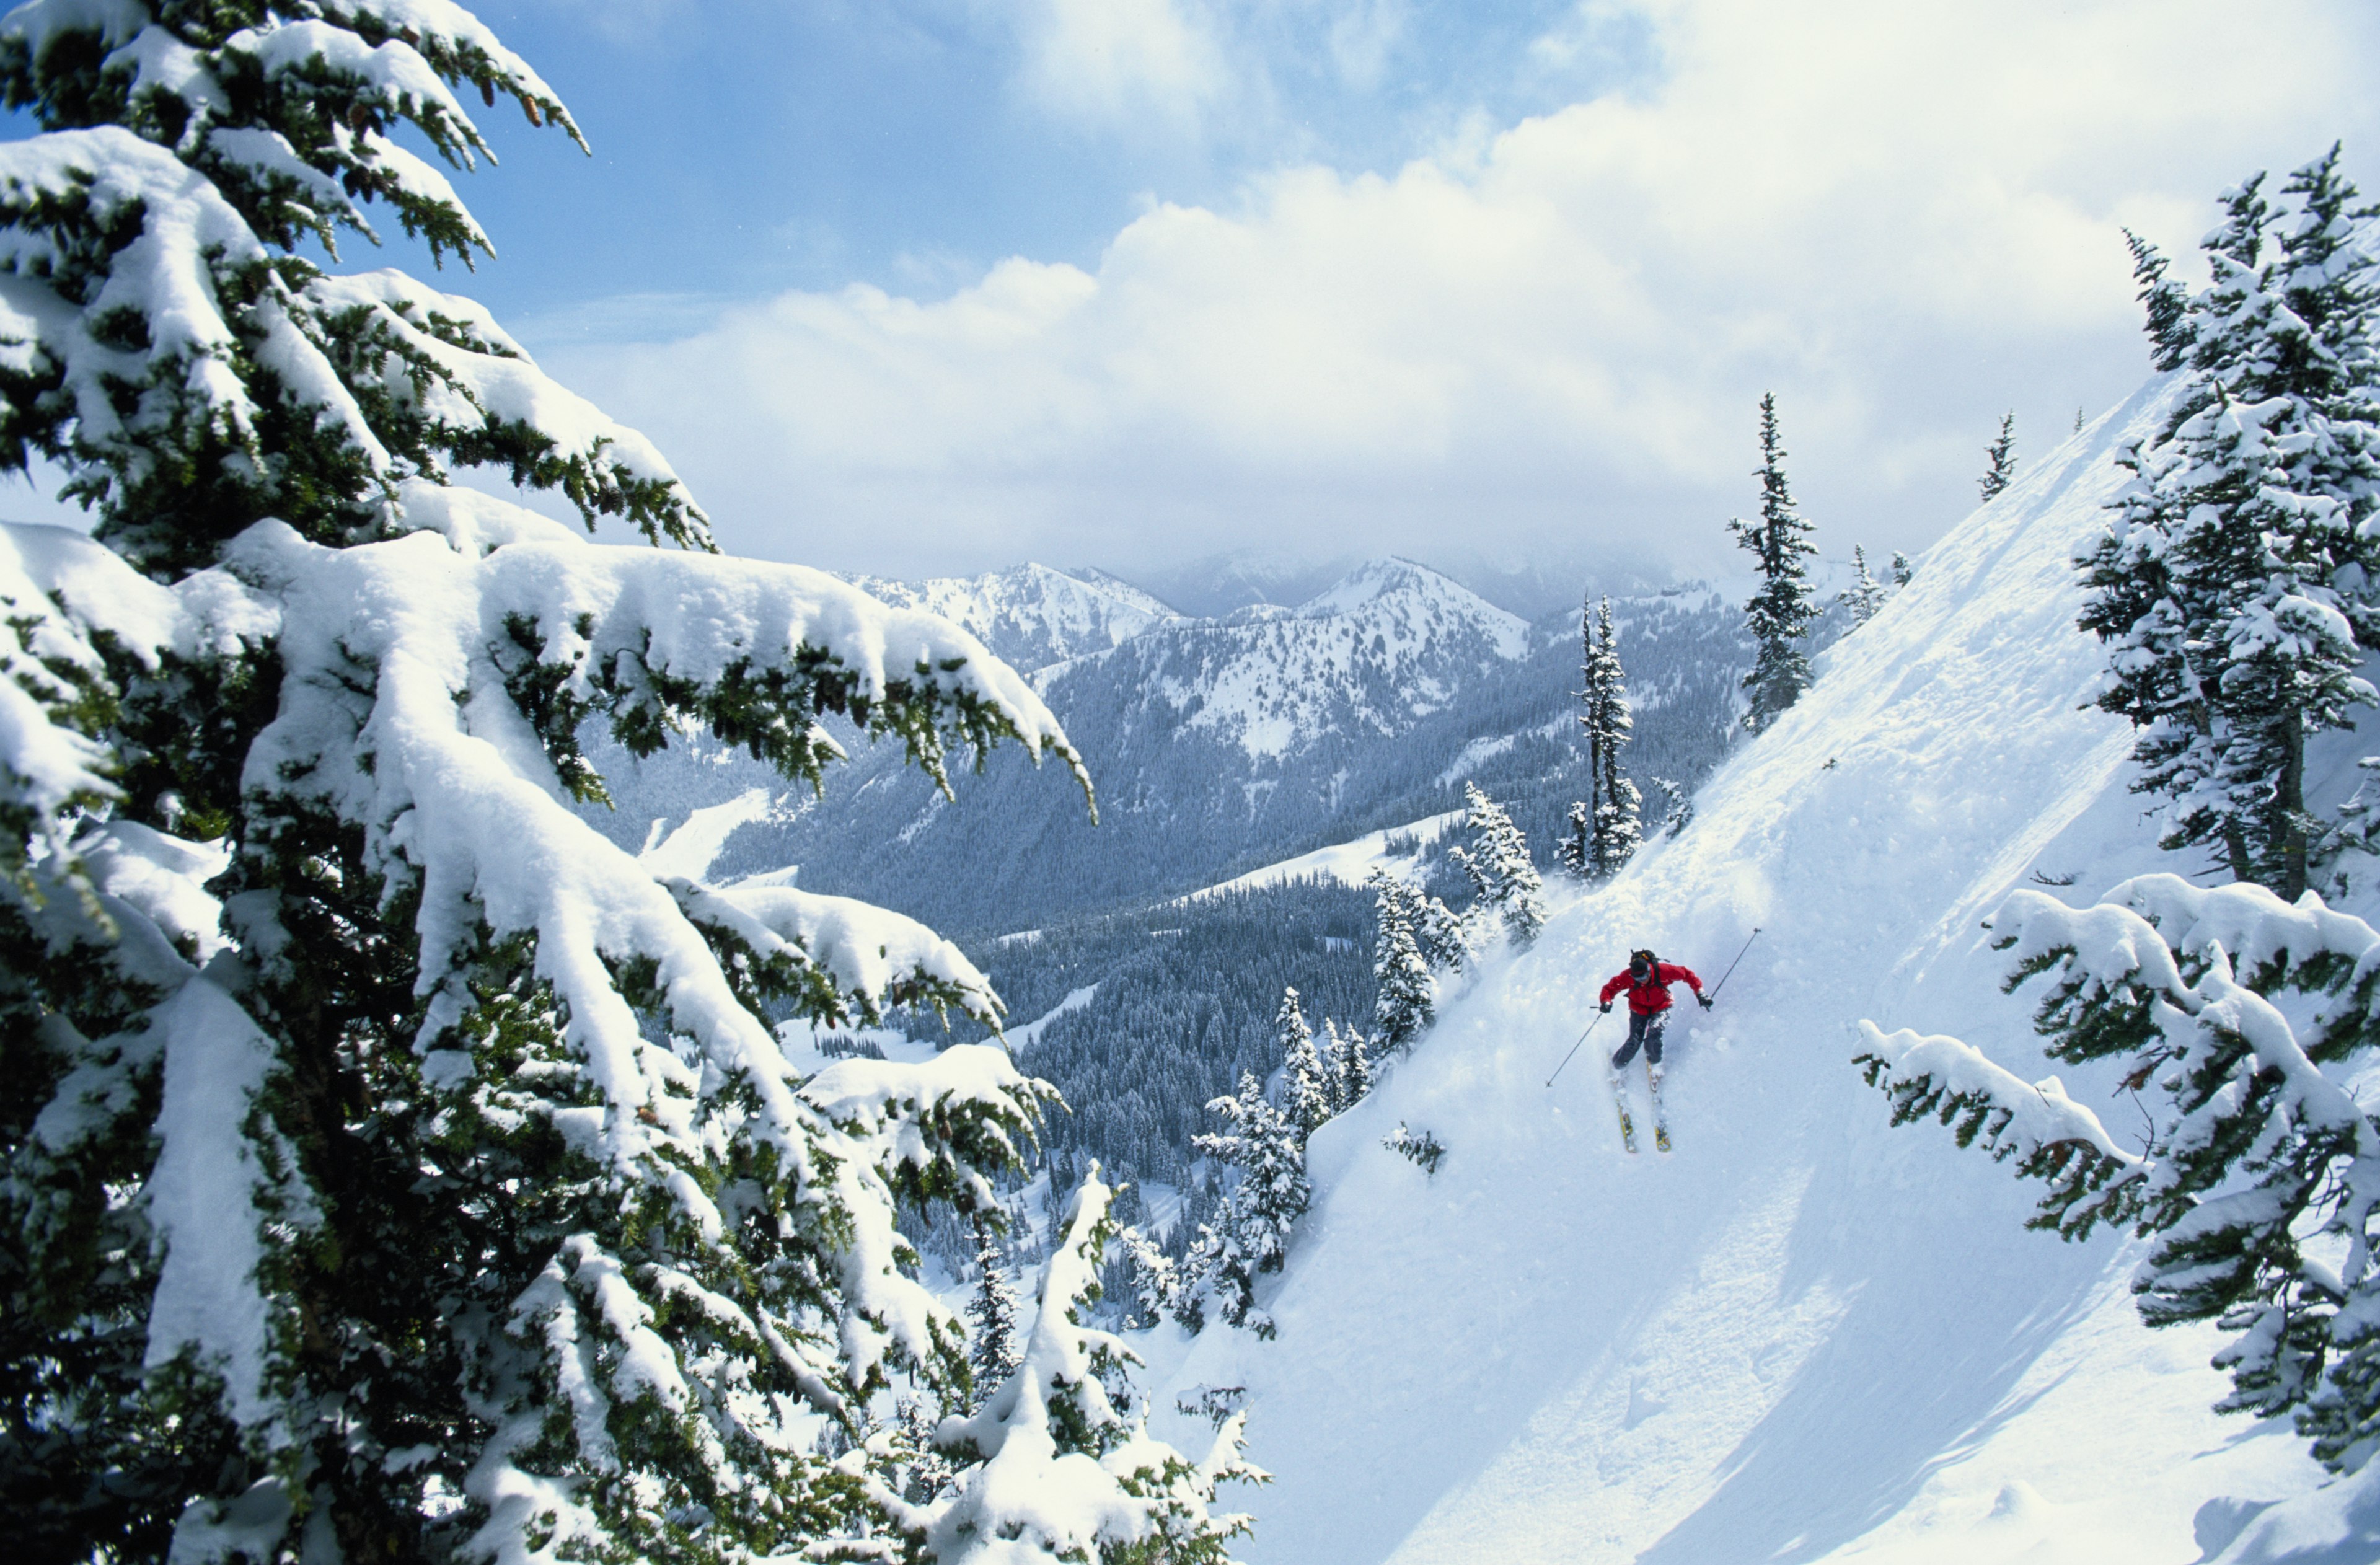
[1142,379,2380,1564]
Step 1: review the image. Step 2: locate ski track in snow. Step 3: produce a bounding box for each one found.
[1141,379,2380,1564]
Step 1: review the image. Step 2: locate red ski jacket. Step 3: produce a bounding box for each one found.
[1600,961,1704,1015]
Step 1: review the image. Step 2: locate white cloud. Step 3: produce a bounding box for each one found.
[545,0,2380,582]
[1011,0,1230,130]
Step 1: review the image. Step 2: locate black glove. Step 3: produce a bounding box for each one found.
[1698,994,1714,1010]
[1599,1002,1612,1014]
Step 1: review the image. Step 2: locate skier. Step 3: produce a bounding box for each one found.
[1598,948,1711,1072]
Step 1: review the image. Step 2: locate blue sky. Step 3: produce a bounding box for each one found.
[9,1,2379,591]
[458,1,1663,339]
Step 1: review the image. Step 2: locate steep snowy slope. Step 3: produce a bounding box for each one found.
[842,562,1181,671]
[1144,377,2378,1565]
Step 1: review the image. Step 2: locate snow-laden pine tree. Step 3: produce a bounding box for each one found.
[1187,1074,1310,1341]
[1646,775,1691,838]
[1411,879,1470,973]
[1575,596,1642,881]
[930,1165,1259,1559]
[1559,798,1590,879]
[1889,551,1914,589]
[1276,986,1333,1143]
[2079,151,2380,899]
[2126,226,2195,373]
[1369,870,1436,1051]
[966,1215,1025,1408]
[1450,782,1546,945]
[0,7,1248,1562]
[1858,876,2380,1476]
[1113,1223,1181,1333]
[1730,393,1820,733]
[1977,412,2019,502]
[1841,545,1888,627]
[1321,1016,1373,1111]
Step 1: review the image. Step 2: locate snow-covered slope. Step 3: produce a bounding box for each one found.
[1143,378,2378,1564]
[1173,809,1463,902]
[843,562,1180,672]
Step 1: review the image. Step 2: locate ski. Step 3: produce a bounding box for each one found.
[1647,1062,1672,1153]
[1606,1063,1639,1155]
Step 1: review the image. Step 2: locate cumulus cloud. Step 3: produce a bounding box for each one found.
[1011,0,1230,130]
[545,0,2380,583]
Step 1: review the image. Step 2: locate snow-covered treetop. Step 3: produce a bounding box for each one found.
[928,1164,1261,1563]
[0,0,576,260]
[0,3,705,572]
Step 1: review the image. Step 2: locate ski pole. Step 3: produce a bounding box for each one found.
[1704,927,1763,1005]
[1545,1010,1608,1090]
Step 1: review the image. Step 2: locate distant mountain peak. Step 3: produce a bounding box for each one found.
[1290,556,1531,661]
[842,562,1181,672]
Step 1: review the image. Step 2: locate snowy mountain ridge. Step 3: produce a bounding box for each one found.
[1134,379,2380,1565]
[840,560,1183,672]
[596,550,1746,934]
[1145,556,1532,761]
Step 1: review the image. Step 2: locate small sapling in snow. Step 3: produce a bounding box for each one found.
[1386,1122,1448,1176]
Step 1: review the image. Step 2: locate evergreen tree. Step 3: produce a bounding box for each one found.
[1646,776,1693,838]
[1113,1223,1181,1331]
[1559,798,1592,879]
[891,1395,958,1505]
[1577,597,1643,881]
[1321,1016,1373,1111]
[1411,881,1471,972]
[2125,227,2195,373]
[1277,985,1334,1142]
[1368,870,1437,1050]
[1730,393,1822,731]
[0,7,1121,1561]
[1188,1073,1311,1341]
[932,1166,1257,1560]
[1841,545,1889,626]
[2079,152,2380,899]
[1859,875,2380,1478]
[1978,412,2019,502]
[1890,551,1915,589]
[1450,782,1546,944]
[966,1215,1025,1407]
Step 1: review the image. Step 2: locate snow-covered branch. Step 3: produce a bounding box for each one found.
[1864,863,2380,1471]
[1854,1021,2143,1239]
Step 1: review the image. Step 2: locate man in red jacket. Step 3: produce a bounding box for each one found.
[1598,948,1711,1070]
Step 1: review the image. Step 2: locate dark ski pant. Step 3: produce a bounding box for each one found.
[1611,1009,1666,1070]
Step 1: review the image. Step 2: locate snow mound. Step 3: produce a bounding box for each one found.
[1146,379,2369,1564]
